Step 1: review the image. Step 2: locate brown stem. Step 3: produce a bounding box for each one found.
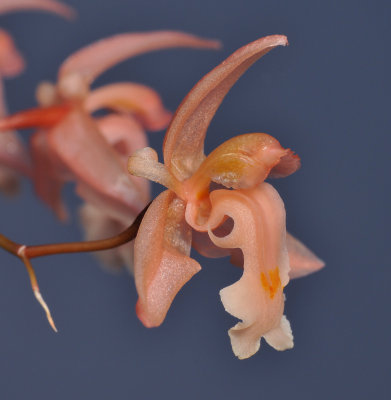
[0,203,149,259]
[0,203,149,331]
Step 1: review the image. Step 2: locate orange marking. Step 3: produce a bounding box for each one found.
[260,267,281,299]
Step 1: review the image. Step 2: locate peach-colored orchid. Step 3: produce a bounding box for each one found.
[128,35,324,359]
[0,0,75,194]
[0,31,220,269]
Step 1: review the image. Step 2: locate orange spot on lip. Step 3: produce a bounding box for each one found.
[260,267,281,299]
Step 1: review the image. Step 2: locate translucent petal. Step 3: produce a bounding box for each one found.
[163,35,288,180]
[59,31,220,86]
[30,130,67,220]
[192,229,232,259]
[48,109,146,221]
[287,232,325,279]
[95,114,148,162]
[95,114,150,198]
[134,190,201,327]
[79,203,134,272]
[207,183,292,358]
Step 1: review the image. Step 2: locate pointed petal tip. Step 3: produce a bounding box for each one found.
[205,38,222,50]
[287,233,325,279]
[136,299,158,328]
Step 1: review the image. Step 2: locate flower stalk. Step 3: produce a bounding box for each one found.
[0,203,149,330]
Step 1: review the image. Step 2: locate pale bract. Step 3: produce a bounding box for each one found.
[128,35,324,359]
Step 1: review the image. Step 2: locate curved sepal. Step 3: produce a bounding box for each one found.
[134,190,201,327]
[207,183,292,359]
[0,0,76,19]
[59,31,220,86]
[163,35,288,180]
[86,82,172,131]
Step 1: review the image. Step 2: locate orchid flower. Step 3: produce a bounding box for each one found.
[128,35,324,359]
[0,0,75,194]
[0,31,220,269]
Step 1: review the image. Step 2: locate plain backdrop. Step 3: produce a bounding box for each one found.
[0,0,389,399]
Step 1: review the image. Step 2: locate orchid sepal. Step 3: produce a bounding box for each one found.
[163,35,288,180]
[134,190,201,327]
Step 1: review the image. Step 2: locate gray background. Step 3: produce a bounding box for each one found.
[0,0,389,399]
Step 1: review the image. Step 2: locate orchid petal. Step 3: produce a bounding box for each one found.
[0,0,76,19]
[286,232,325,279]
[48,109,146,221]
[0,29,24,78]
[192,229,231,259]
[96,114,150,197]
[199,230,325,280]
[59,31,220,86]
[30,130,67,220]
[86,82,172,132]
[134,190,201,327]
[163,35,288,180]
[191,218,245,263]
[0,104,71,131]
[95,114,148,156]
[79,203,134,272]
[187,133,299,197]
[206,183,293,359]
